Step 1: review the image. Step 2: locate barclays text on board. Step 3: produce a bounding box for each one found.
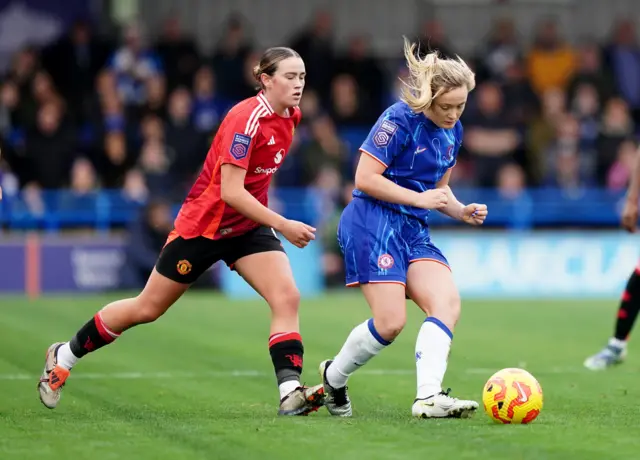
[435,232,640,298]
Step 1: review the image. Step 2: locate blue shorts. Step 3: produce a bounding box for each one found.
[337,197,449,287]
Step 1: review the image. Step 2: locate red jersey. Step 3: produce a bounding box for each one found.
[174,92,301,240]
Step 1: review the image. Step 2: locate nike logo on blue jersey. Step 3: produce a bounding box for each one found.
[415,146,427,154]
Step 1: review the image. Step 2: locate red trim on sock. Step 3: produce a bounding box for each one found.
[269,332,302,347]
[94,313,120,343]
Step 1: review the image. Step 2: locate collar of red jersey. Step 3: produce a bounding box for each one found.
[257,91,294,118]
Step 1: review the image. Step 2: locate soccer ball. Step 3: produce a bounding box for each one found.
[482,368,543,424]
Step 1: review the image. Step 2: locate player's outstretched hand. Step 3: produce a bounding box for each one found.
[417,189,448,209]
[279,219,316,248]
[621,198,639,233]
[461,203,488,226]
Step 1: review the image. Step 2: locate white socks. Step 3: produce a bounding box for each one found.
[279,380,301,399]
[324,316,454,399]
[326,318,390,388]
[56,342,79,370]
[415,317,453,399]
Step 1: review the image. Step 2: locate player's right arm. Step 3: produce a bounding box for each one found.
[220,164,315,247]
[621,144,640,233]
[217,113,315,248]
[355,111,447,210]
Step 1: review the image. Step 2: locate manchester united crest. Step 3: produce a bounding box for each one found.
[176,259,192,275]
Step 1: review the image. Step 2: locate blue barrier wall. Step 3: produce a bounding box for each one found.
[1,230,638,298]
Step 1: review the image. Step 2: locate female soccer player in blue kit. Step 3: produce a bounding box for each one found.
[319,38,488,418]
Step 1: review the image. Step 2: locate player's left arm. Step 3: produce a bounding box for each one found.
[435,169,488,226]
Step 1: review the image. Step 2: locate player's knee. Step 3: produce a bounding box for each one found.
[269,284,301,317]
[133,301,165,324]
[133,292,172,324]
[374,312,406,340]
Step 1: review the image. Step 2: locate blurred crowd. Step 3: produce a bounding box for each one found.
[2,13,640,197]
[2,12,640,202]
[2,10,640,285]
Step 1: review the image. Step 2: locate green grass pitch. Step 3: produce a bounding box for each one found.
[0,291,638,459]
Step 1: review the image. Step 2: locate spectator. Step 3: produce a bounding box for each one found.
[502,59,539,126]
[211,16,253,101]
[596,97,635,183]
[570,82,601,149]
[333,35,386,113]
[100,130,132,187]
[58,157,99,217]
[567,41,614,104]
[329,74,372,127]
[138,138,176,198]
[107,22,163,107]
[526,87,567,184]
[23,102,76,189]
[527,19,577,95]
[497,163,527,199]
[289,10,334,98]
[321,182,354,287]
[119,199,173,289]
[415,19,456,59]
[603,19,640,124]
[297,115,348,186]
[191,65,231,134]
[154,16,201,91]
[41,19,111,118]
[477,18,521,83]
[463,82,521,186]
[164,87,205,180]
[544,114,596,189]
[607,138,638,191]
[136,74,167,121]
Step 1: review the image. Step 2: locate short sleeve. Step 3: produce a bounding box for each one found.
[219,114,259,170]
[359,108,410,167]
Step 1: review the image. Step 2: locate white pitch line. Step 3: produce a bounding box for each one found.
[0,367,593,381]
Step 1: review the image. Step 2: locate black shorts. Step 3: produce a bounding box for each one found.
[155,226,285,284]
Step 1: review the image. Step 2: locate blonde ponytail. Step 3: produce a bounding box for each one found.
[400,37,475,113]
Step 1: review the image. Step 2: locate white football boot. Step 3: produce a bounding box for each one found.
[584,341,627,371]
[412,388,478,419]
[319,360,352,417]
[38,342,71,409]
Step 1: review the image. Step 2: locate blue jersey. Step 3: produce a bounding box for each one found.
[353,101,463,223]
[338,102,460,286]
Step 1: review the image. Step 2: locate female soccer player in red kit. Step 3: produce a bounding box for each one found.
[38,47,326,416]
